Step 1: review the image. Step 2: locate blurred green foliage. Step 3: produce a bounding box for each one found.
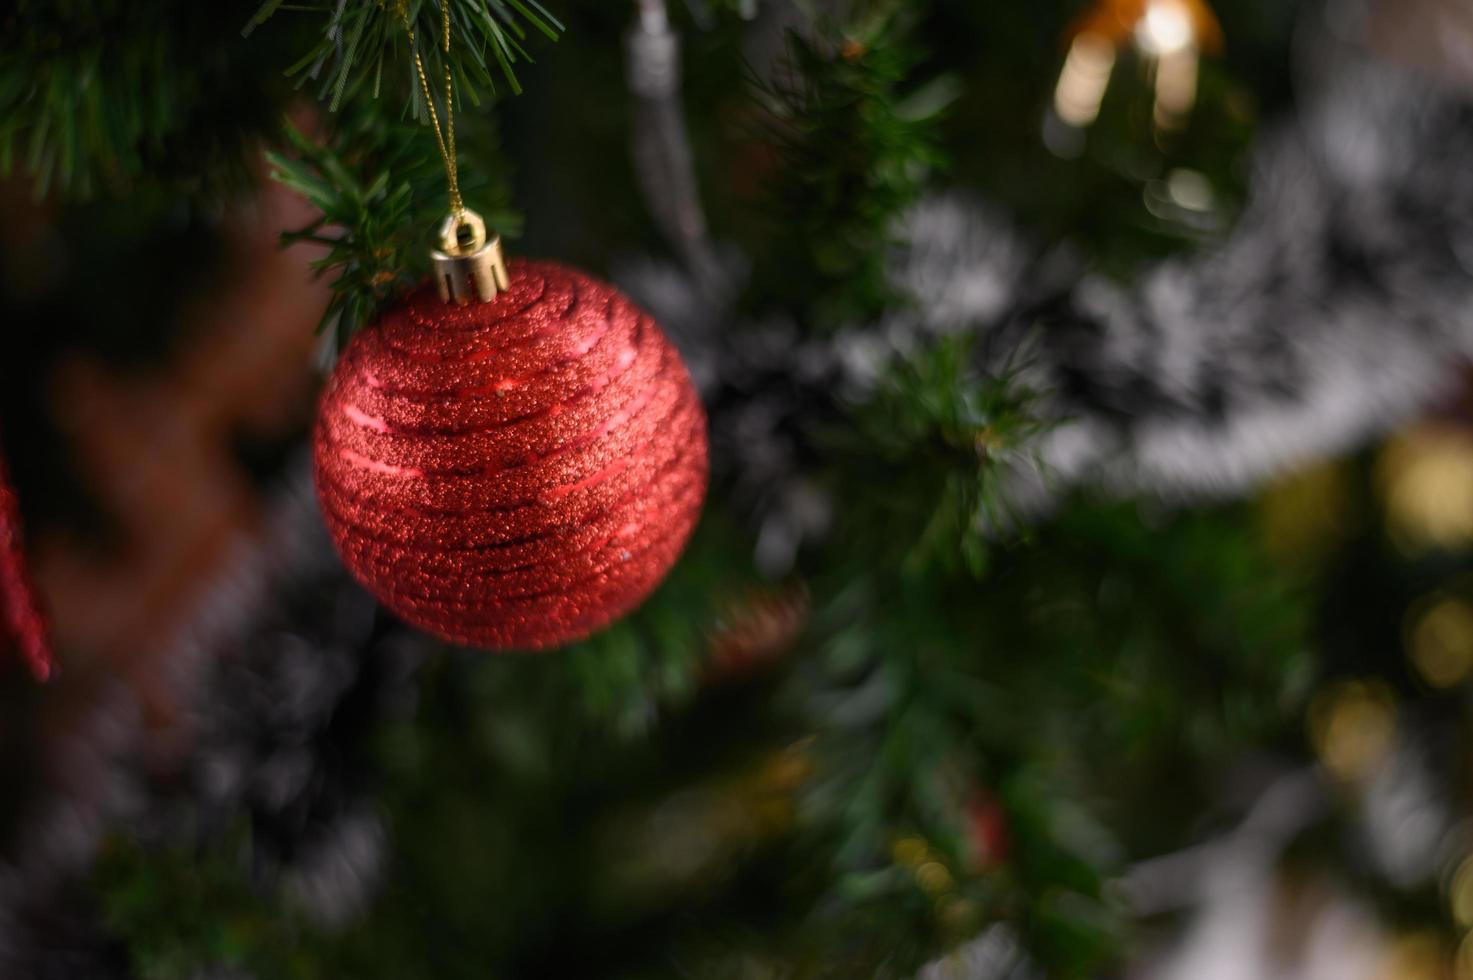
[751,1,954,328]
[245,0,563,107]
[0,0,297,198]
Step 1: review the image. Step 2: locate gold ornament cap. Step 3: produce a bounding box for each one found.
[432,210,509,305]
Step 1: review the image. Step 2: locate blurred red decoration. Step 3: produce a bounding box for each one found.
[29,174,326,693]
[966,790,1010,871]
[707,584,809,681]
[314,261,708,650]
[0,436,53,681]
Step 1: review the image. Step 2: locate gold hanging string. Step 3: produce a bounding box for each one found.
[402,1,464,221]
[402,0,507,304]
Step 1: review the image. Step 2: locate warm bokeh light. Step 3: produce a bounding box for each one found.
[916,861,956,896]
[1154,46,1200,128]
[1406,595,1473,689]
[1259,460,1351,564]
[1052,0,1220,138]
[1136,1,1196,55]
[892,836,930,867]
[1378,932,1446,980]
[1054,33,1118,127]
[1308,679,1399,783]
[1451,856,1473,928]
[1458,930,1473,980]
[1379,427,1473,554]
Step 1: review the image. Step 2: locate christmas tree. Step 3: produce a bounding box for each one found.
[4,0,1473,976]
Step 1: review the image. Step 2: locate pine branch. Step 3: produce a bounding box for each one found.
[268,110,520,347]
[795,495,1308,975]
[252,1,563,342]
[752,3,954,329]
[776,336,1307,974]
[852,337,1047,577]
[0,0,292,199]
[556,512,761,738]
[97,831,313,980]
[245,0,564,108]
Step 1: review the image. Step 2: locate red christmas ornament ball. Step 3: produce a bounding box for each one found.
[313,260,708,651]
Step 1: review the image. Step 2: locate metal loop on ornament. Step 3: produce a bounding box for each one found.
[431,209,510,306]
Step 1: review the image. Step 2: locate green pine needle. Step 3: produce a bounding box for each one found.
[753,3,954,329]
[245,0,564,110]
[0,0,290,199]
[267,111,520,348]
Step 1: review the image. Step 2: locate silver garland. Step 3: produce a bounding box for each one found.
[619,5,1473,571]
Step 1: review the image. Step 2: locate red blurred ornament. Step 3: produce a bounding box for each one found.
[965,790,1010,871]
[707,584,809,682]
[313,256,708,651]
[0,435,53,681]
